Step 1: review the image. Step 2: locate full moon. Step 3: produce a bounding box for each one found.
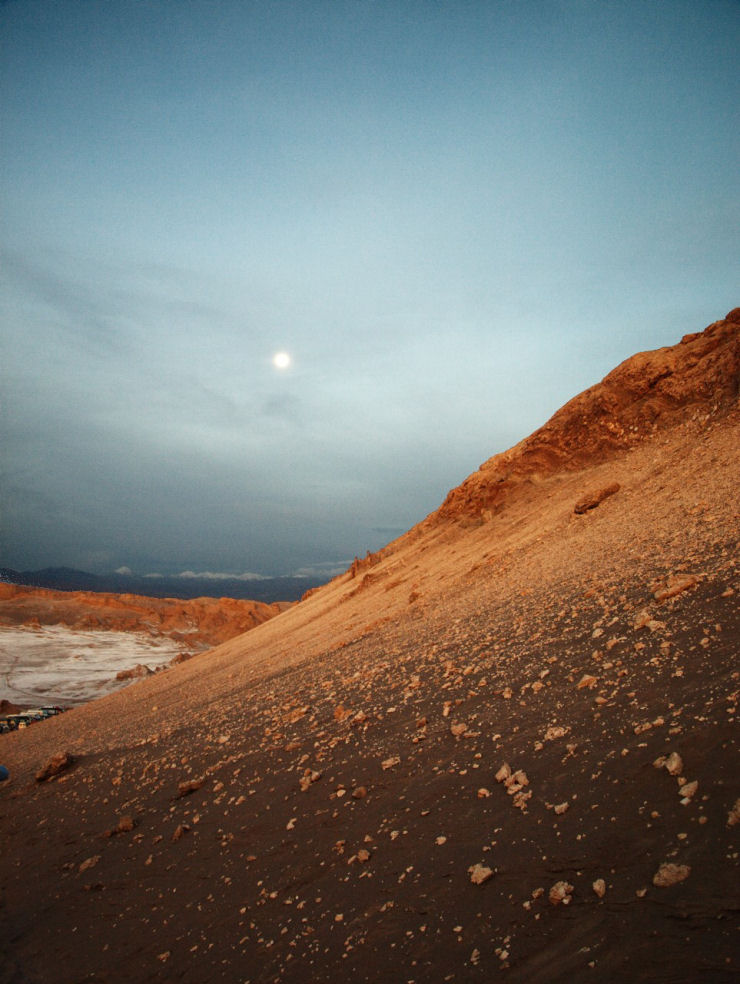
[272,351,291,370]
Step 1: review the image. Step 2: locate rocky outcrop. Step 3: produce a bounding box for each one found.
[0,584,288,650]
[435,312,738,521]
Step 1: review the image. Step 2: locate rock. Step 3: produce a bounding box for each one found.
[664,752,684,776]
[36,752,75,782]
[544,725,569,742]
[351,785,367,799]
[79,855,101,873]
[356,848,371,863]
[505,769,529,790]
[592,878,606,898]
[727,798,740,826]
[469,863,494,885]
[577,674,598,689]
[300,769,322,791]
[172,823,190,842]
[548,881,574,905]
[679,780,698,800]
[553,802,569,815]
[450,722,468,738]
[116,663,153,681]
[512,790,532,811]
[653,863,691,887]
[106,815,136,837]
[477,788,491,799]
[381,756,400,770]
[574,483,620,514]
[653,574,698,602]
[176,777,205,798]
[495,763,511,783]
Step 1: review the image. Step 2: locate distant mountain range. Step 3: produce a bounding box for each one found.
[0,566,329,603]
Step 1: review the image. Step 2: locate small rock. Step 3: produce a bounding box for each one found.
[351,785,367,800]
[653,574,698,602]
[299,769,322,791]
[172,823,190,842]
[450,722,468,738]
[548,880,574,905]
[176,777,205,798]
[678,780,698,800]
[106,815,136,837]
[79,855,101,874]
[477,787,491,799]
[727,798,740,827]
[653,863,691,887]
[592,878,606,898]
[577,674,598,689]
[381,756,400,771]
[115,663,153,681]
[664,752,683,776]
[36,752,75,783]
[495,763,511,783]
[553,802,569,815]
[469,863,494,885]
[574,482,620,514]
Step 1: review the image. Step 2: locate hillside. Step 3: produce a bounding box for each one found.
[0,311,738,984]
[0,583,289,651]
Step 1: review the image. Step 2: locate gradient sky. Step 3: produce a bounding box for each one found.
[1,0,738,579]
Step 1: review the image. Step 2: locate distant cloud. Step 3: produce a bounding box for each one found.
[115,566,133,575]
[175,570,268,581]
[291,561,349,579]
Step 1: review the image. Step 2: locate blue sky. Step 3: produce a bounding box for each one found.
[1,0,738,578]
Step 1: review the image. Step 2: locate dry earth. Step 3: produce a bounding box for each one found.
[0,313,738,984]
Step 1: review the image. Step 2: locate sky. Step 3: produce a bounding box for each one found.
[1,0,738,580]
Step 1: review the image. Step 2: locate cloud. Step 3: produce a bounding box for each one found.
[175,570,268,582]
[291,561,350,580]
[115,566,133,575]
[371,527,406,539]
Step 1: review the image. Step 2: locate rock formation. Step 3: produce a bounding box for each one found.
[0,584,288,650]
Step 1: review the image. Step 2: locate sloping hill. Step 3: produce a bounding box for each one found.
[0,312,738,984]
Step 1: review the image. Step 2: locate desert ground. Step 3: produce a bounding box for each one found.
[0,313,738,983]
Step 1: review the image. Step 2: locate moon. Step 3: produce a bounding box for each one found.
[272,351,291,370]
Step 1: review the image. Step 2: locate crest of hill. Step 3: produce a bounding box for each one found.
[429,309,739,524]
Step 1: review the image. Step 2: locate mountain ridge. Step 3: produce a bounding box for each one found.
[0,566,328,603]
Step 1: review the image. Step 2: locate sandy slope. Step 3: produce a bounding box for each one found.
[0,315,738,984]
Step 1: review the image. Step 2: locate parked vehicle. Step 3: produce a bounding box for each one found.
[0,706,65,733]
